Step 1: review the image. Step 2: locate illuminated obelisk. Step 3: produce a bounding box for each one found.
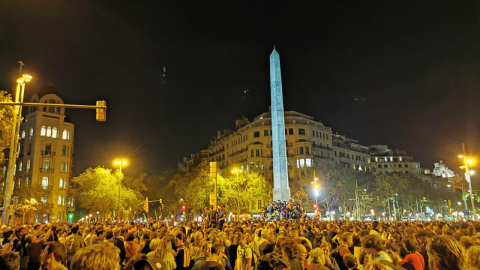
[270,48,291,202]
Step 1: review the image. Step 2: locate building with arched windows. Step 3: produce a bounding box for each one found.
[15,85,74,223]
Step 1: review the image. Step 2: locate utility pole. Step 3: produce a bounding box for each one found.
[460,143,476,220]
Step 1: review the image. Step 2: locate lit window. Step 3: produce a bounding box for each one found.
[42,177,49,189]
[58,195,62,205]
[297,159,300,168]
[59,178,64,188]
[41,195,47,204]
[29,128,33,138]
[61,162,65,172]
[19,162,22,172]
[26,177,29,186]
[26,160,30,171]
[52,127,58,138]
[62,130,70,140]
[300,159,305,168]
[40,126,46,136]
[46,126,52,137]
[21,131,25,138]
[43,160,50,170]
[306,159,312,167]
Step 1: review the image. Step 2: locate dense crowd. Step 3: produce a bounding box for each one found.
[262,201,305,220]
[0,219,477,270]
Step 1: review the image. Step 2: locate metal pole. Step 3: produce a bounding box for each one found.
[118,164,122,221]
[462,181,468,211]
[463,143,477,220]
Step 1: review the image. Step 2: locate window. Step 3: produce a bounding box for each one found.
[378,164,382,168]
[398,164,402,168]
[405,164,409,168]
[58,195,62,205]
[45,143,52,155]
[62,145,67,156]
[296,159,300,168]
[300,159,305,168]
[306,158,312,167]
[40,126,46,136]
[29,128,34,138]
[299,129,305,135]
[256,149,260,157]
[46,126,52,137]
[52,127,58,138]
[289,128,294,135]
[312,130,315,136]
[300,147,304,155]
[59,178,64,188]
[43,160,51,170]
[251,150,254,157]
[264,130,268,136]
[62,130,70,140]
[42,177,49,189]
[306,147,310,155]
[26,177,29,186]
[27,143,31,155]
[26,160,30,172]
[41,195,47,204]
[21,130,25,139]
[18,162,22,172]
[253,131,260,138]
[257,200,262,210]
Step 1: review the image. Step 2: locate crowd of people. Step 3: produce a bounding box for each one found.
[0,219,477,270]
[262,201,305,220]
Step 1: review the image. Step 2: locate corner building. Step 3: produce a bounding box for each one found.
[15,86,74,223]
[204,111,373,181]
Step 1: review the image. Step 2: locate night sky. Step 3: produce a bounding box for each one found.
[1,1,480,176]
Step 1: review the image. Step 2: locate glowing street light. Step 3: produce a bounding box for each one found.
[113,159,128,220]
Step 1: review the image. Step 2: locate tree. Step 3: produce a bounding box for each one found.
[71,167,142,220]
[0,90,14,166]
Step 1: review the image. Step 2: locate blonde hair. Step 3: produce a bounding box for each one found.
[70,242,120,270]
[309,248,325,265]
[364,262,388,270]
[427,235,464,270]
[465,245,480,270]
[150,238,161,252]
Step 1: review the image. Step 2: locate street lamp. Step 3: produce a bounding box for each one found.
[113,159,128,220]
[2,73,32,225]
[459,143,476,220]
[231,168,243,220]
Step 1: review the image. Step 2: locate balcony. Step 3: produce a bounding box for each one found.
[39,168,54,173]
[41,185,54,191]
[41,151,56,156]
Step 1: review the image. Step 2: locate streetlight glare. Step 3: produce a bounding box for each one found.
[458,155,464,158]
[113,159,128,166]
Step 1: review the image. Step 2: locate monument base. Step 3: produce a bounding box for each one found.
[273,187,291,202]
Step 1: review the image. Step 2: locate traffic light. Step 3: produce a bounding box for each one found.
[182,205,186,210]
[159,198,163,204]
[210,162,217,178]
[313,204,318,209]
[96,100,107,121]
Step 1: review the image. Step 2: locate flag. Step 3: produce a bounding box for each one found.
[143,197,149,213]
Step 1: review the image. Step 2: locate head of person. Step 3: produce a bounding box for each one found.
[359,252,372,266]
[200,241,212,258]
[297,244,307,261]
[465,245,480,270]
[402,236,419,254]
[343,254,357,269]
[460,236,475,250]
[41,242,67,269]
[340,232,353,247]
[426,235,464,270]
[309,248,326,265]
[320,242,331,256]
[126,233,135,242]
[210,243,225,262]
[256,252,291,270]
[194,231,203,245]
[71,242,120,270]
[362,235,385,255]
[0,252,20,270]
[96,229,105,240]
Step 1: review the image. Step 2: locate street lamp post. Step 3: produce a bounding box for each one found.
[231,168,242,220]
[459,143,476,220]
[113,159,127,221]
[2,73,32,225]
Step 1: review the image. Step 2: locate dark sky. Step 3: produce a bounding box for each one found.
[1,0,480,176]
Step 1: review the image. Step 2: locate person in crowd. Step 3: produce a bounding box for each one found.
[362,235,393,270]
[256,252,290,270]
[0,252,20,270]
[40,242,68,270]
[196,243,226,270]
[174,231,191,270]
[70,242,120,270]
[307,248,329,270]
[465,245,480,270]
[343,254,358,270]
[426,235,464,270]
[400,236,424,270]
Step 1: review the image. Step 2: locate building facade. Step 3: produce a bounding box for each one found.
[369,145,421,175]
[14,86,74,223]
